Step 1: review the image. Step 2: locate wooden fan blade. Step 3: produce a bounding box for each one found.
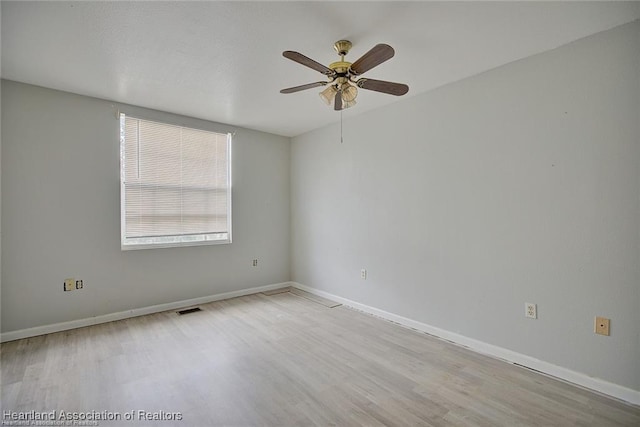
[334,91,343,110]
[283,51,334,76]
[349,44,395,75]
[280,82,327,94]
[356,78,409,96]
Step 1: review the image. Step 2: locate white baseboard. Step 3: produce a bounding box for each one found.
[0,282,290,343]
[290,282,640,406]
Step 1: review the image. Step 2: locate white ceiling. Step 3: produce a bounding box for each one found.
[2,1,639,137]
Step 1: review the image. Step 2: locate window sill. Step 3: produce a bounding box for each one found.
[121,238,231,251]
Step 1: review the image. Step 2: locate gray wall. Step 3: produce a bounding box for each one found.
[1,80,290,332]
[291,21,639,391]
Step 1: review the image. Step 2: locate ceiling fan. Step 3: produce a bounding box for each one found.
[280,40,409,111]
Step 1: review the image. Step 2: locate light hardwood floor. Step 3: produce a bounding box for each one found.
[1,291,639,426]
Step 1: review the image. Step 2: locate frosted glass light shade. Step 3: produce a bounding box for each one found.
[341,84,358,102]
[319,85,338,105]
[342,99,357,109]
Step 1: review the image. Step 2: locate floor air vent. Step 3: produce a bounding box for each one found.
[177,307,202,315]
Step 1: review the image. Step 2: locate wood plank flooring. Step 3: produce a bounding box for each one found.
[1,291,639,426]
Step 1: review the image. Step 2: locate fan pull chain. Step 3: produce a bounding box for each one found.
[340,110,343,144]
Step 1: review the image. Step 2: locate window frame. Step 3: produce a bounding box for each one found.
[119,113,232,251]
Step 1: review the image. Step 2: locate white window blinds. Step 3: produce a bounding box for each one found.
[120,114,231,249]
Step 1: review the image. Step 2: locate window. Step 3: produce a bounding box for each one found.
[120,114,231,250]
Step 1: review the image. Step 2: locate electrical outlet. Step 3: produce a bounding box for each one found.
[595,317,610,336]
[64,278,74,292]
[360,269,367,280]
[525,303,537,319]
[252,259,258,267]
[75,279,84,289]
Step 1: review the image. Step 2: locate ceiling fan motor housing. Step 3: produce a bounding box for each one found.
[329,61,352,74]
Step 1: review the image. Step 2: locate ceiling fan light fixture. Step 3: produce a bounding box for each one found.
[319,85,338,105]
